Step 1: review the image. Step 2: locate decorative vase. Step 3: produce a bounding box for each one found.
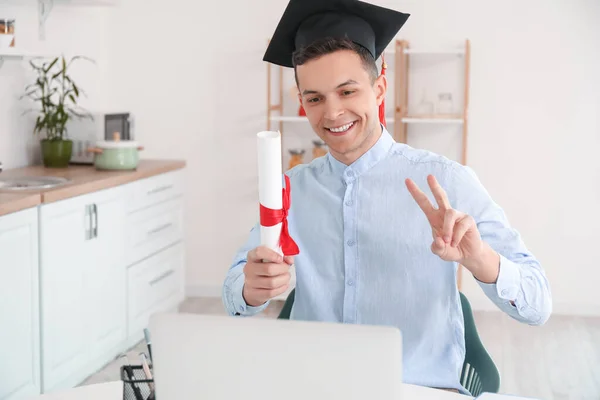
[41,139,73,168]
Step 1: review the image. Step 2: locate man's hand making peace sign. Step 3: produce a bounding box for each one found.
[405,174,501,284]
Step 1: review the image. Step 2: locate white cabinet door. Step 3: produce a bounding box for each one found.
[39,193,93,392]
[39,185,127,392]
[86,191,127,370]
[0,208,41,400]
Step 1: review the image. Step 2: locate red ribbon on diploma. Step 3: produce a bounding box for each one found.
[259,174,299,256]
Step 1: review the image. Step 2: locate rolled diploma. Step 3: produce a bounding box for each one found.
[257,131,283,255]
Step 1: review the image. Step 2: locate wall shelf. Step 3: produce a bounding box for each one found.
[402,115,464,124]
[0,0,119,41]
[384,48,465,56]
[0,48,50,69]
[269,116,395,123]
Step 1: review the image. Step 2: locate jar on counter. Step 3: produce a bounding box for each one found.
[312,140,328,159]
[288,149,305,170]
[0,19,15,47]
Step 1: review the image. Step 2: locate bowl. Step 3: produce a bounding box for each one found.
[0,34,14,49]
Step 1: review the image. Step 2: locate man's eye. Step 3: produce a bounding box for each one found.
[342,90,355,96]
[307,97,320,103]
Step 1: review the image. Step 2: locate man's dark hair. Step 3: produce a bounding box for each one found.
[292,37,379,86]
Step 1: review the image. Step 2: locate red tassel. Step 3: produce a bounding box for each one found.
[298,104,306,116]
[378,54,387,127]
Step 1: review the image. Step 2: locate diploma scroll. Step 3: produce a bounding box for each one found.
[257,131,299,257]
[257,131,283,255]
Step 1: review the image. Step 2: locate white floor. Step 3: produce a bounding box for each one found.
[80,297,600,400]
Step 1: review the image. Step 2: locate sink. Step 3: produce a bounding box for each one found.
[0,176,71,190]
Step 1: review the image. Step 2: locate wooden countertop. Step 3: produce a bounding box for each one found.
[0,192,42,217]
[0,159,186,217]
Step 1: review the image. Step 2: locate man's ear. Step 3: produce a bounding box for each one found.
[374,74,387,106]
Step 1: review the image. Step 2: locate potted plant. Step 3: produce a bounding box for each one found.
[21,55,94,168]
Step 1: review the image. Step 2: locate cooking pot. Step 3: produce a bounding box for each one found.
[87,132,144,170]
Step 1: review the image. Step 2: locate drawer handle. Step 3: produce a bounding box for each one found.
[149,269,175,286]
[147,184,173,195]
[147,222,173,236]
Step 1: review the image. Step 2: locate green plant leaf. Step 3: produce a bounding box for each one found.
[44,58,58,73]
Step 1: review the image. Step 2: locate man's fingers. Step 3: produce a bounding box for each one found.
[283,255,295,265]
[431,236,446,257]
[451,215,474,247]
[251,273,291,290]
[405,178,435,217]
[247,246,283,264]
[248,283,290,302]
[253,261,290,277]
[442,209,462,243]
[427,175,451,211]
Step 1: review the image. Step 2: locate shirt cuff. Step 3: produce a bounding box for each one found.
[477,253,521,303]
[232,271,270,316]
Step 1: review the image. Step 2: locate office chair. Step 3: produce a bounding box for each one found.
[277,289,500,397]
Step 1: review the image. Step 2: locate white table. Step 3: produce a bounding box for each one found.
[26,381,473,400]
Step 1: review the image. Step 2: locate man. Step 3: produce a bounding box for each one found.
[222,0,552,394]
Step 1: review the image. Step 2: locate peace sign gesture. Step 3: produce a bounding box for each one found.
[405,175,484,266]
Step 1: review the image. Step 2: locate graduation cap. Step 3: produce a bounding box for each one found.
[263,0,410,126]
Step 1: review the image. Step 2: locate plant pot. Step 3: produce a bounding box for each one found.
[41,139,73,168]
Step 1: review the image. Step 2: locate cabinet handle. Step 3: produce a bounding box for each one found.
[149,269,174,286]
[92,204,98,238]
[85,205,92,240]
[147,222,173,236]
[147,184,173,195]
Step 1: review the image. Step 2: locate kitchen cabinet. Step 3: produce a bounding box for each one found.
[39,184,127,393]
[123,170,185,347]
[0,163,186,395]
[0,207,41,400]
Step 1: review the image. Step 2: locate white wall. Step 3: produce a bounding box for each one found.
[0,2,112,168]
[2,0,598,316]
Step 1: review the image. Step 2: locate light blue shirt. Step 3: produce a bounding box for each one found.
[222,127,552,395]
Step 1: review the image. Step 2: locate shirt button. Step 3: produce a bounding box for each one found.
[347,280,354,286]
[347,240,355,246]
[346,170,354,177]
[501,289,508,296]
[345,200,353,206]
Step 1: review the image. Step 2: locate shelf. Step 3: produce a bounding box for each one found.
[270,116,395,123]
[0,0,119,4]
[402,115,464,124]
[0,0,119,42]
[0,48,50,68]
[0,48,42,58]
[384,48,465,56]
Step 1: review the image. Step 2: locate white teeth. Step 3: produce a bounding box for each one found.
[329,122,354,133]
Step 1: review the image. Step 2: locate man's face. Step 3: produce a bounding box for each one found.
[296,50,386,164]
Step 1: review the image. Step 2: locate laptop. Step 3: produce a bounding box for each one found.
[148,312,403,400]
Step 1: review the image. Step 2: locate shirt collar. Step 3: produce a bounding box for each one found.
[327,125,395,180]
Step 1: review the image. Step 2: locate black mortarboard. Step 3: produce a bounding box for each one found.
[263,0,410,68]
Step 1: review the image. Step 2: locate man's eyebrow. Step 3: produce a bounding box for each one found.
[301,80,359,96]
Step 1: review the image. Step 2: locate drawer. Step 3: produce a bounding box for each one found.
[126,170,184,212]
[125,198,183,266]
[127,242,184,338]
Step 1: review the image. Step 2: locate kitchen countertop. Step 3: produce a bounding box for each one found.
[0,159,186,217]
[0,192,42,217]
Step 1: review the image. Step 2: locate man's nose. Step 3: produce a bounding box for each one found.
[324,97,344,121]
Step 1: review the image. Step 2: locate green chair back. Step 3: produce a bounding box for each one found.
[277,289,500,396]
[459,292,500,396]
